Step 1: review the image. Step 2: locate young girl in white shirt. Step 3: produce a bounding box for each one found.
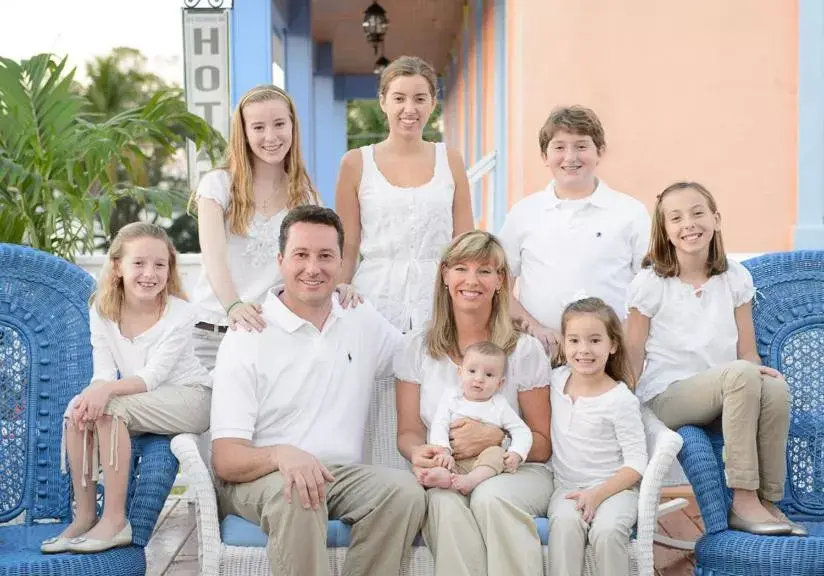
[191,85,359,370]
[549,297,647,576]
[41,223,212,554]
[625,181,801,536]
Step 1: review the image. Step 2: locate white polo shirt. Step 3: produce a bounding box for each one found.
[627,260,756,403]
[499,180,650,330]
[210,288,401,465]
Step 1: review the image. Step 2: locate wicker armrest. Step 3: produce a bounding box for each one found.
[171,433,222,576]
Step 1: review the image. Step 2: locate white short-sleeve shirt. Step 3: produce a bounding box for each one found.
[90,296,211,391]
[190,169,288,325]
[393,330,550,428]
[499,180,650,330]
[210,288,401,465]
[549,366,647,488]
[627,260,756,403]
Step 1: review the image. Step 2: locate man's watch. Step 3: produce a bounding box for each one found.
[500,430,512,450]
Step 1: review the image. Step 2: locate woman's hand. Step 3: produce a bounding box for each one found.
[76,382,112,423]
[410,444,441,469]
[449,418,505,460]
[228,302,266,332]
[335,283,363,308]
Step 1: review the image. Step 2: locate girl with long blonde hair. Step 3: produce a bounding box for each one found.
[394,230,555,575]
[190,85,350,370]
[42,222,212,554]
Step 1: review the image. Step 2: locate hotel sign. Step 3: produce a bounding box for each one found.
[182,3,232,189]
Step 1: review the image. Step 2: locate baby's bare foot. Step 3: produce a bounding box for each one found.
[421,467,452,489]
[451,473,482,495]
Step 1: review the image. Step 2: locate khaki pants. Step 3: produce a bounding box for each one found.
[218,463,426,576]
[649,360,790,500]
[423,462,554,576]
[454,445,506,475]
[548,486,637,576]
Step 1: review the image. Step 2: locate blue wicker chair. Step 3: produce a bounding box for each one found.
[0,244,178,575]
[677,251,824,575]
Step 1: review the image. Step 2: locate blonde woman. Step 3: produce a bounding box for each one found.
[191,85,359,370]
[336,55,474,333]
[42,223,211,554]
[395,231,554,576]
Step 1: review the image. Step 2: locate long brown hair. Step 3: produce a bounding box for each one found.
[425,231,519,360]
[91,222,186,323]
[642,181,728,278]
[559,297,636,390]
[190,85,318,236]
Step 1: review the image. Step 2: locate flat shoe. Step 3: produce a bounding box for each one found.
[67,522,132,553]
[728,510,792,535]
[40,536,73,554]
[769,508,809,537]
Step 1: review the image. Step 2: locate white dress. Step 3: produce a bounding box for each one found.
[352,143,454,332]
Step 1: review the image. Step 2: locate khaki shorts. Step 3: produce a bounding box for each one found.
[454,445,506,475]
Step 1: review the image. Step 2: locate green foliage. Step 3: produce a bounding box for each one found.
[347,99,442,150]
[0,53,224,260]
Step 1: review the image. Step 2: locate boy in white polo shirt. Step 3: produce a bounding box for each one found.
[500,106,650,356]
[210,206,425,576]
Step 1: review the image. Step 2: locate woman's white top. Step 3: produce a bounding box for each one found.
[190,170,287,325]
[393,329,550,428]
[549,366,647,488]
[627,259,756,403]
[90,296,211,390]
[352,143,454,332]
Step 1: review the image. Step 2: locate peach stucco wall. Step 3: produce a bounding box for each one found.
[512,0,798,252]
[447,0,799,252]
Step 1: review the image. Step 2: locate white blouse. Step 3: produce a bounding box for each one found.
[628,259,756,403]
[550,366,647,488]
[190,169,287,325]
[393,329,550,428]
[90,296,211,390]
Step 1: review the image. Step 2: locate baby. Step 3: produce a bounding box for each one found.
[422,341,533,494]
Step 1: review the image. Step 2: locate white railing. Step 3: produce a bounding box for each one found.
[75,254,204,296]
[466,150,498,231]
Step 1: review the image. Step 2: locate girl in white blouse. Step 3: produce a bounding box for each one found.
[395,230,554,576]
[548,298,647,576]
[625,181,800,536]
[42,223,212,555]
[191,85,359,370]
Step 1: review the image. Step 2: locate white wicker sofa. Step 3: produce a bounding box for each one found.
[171,377,683,576]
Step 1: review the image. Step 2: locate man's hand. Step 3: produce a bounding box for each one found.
[276,445,335,510]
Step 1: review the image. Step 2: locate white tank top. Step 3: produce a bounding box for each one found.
[352,143,455,331]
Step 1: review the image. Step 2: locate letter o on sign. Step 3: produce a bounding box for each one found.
[195,66,220,91]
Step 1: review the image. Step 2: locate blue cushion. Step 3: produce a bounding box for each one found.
[221,514,552,547]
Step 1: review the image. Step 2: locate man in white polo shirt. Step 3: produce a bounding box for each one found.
[500,105,650,355]
[210,205,425,576]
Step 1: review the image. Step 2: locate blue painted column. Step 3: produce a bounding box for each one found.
[314,43,347,208]
[492,0,508,232]
[797,0,824,249]
[285,0,315,179]
[229,0,272,108]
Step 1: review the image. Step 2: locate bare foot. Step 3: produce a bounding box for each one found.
[420,467,453,489]
[76,516,127,541]
[451,473,483,495]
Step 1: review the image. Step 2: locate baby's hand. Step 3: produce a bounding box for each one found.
[433,452,455,471]
[503,452,522,473]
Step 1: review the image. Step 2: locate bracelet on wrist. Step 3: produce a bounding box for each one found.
[226,300,243,315]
